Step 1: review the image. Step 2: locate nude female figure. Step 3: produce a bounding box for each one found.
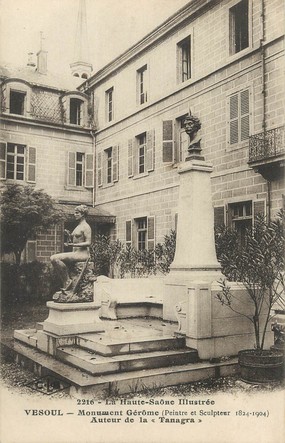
[50,205,91,290]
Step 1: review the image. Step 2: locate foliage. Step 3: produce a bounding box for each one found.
[155,229,176,274]
[0,184,63,265]
[90,230,177,278]
[1,261,60,304]
[215,212,285,351]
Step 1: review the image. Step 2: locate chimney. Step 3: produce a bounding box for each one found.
[37,50,48,75]
[27,52,36,67]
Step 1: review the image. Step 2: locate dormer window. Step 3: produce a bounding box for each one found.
[10,90,26,115]
[70,98,83,125]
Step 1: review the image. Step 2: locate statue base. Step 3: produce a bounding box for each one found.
[43,301,104,336]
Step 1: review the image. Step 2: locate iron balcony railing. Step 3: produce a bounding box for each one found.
[249,126,285,163]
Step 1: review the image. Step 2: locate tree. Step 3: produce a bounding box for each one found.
[0,184,64,265]
[216,212,285,351]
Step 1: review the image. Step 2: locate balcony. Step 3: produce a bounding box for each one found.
[248,126,285,180]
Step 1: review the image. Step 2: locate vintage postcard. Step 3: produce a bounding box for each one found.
[0,0,284,442]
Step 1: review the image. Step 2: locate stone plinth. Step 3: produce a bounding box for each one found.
[43,301,105,336]
[164,159,222,320]
[174,281,273,360]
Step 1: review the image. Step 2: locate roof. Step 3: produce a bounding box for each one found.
[58,203,116,224]
[0,64,83,92]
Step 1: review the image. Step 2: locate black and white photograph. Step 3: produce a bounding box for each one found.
[0,0,284,442]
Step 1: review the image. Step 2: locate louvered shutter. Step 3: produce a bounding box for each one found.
[214,206,225,227]
[0,142,7,179]
[68,152,76,186]
[27,146,36,183]
[97,151,102,187]
[133,140,138,176]
[229,94,239,144]
[85,153,94,188]
[113,145,119,182]
[162,121,174,162]
[240,89,250,141]
[126,220,132,247]
[226,204,233,228]
[253,199,266,223]
[128,139,133,177]
[147,216,155,250]
[146,130,155,172]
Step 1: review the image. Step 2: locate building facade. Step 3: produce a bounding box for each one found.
[0,51,114,262]
[1,0,284,263]
[81,0,284,251]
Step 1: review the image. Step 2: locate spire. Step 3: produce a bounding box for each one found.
[70,0,93,79]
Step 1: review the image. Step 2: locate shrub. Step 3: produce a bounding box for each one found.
[1,261,60,305]
[215,211,285,351]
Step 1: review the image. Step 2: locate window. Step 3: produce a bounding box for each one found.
[137,217,147,250]
[125,216,155,250]
[229,0,249,55]
[6,144,25,180]
[67,151,94,188]
[106,88,114,122]
[97,146,119,187]
[10,90,26,115]
[128,131,154,178]
[70,98,83,125]
[75,152,84,186]
[0,143,36,182]
[137,133,146,174]
[177,36,191,82]
[106,147,113,184]
[229,89,250,145]
[137,65,148,105]
[228,201,252,246]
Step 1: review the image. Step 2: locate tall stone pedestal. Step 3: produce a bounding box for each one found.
[164,158,222,321]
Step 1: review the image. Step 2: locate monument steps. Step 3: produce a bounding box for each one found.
[2,338,238,398]
[76,333,186,356]
[56,345,198,375]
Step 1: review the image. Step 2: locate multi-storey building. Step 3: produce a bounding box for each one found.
[0,50,115,262]
[79,0,284,252]
[1,0,284,263]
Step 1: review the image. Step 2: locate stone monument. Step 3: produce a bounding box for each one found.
[163,112,265,359]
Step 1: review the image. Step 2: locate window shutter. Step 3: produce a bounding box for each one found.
[162,120,174,162]
[133,140,138,177]
[126,220,132,247]
[0,142,7,179]
[147,216,155,251]
[229,94,239,145]
[97,151,102,187]
[240,89,250,141]
[68,151,76,186]
[85,153,94,188]
[27,146,36,183]
[214,206,225,227]
[113,145,119,182]
[226,204,233,228]
[128,139,133,177]
[146,130,155,172]
[253,199,266,222]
